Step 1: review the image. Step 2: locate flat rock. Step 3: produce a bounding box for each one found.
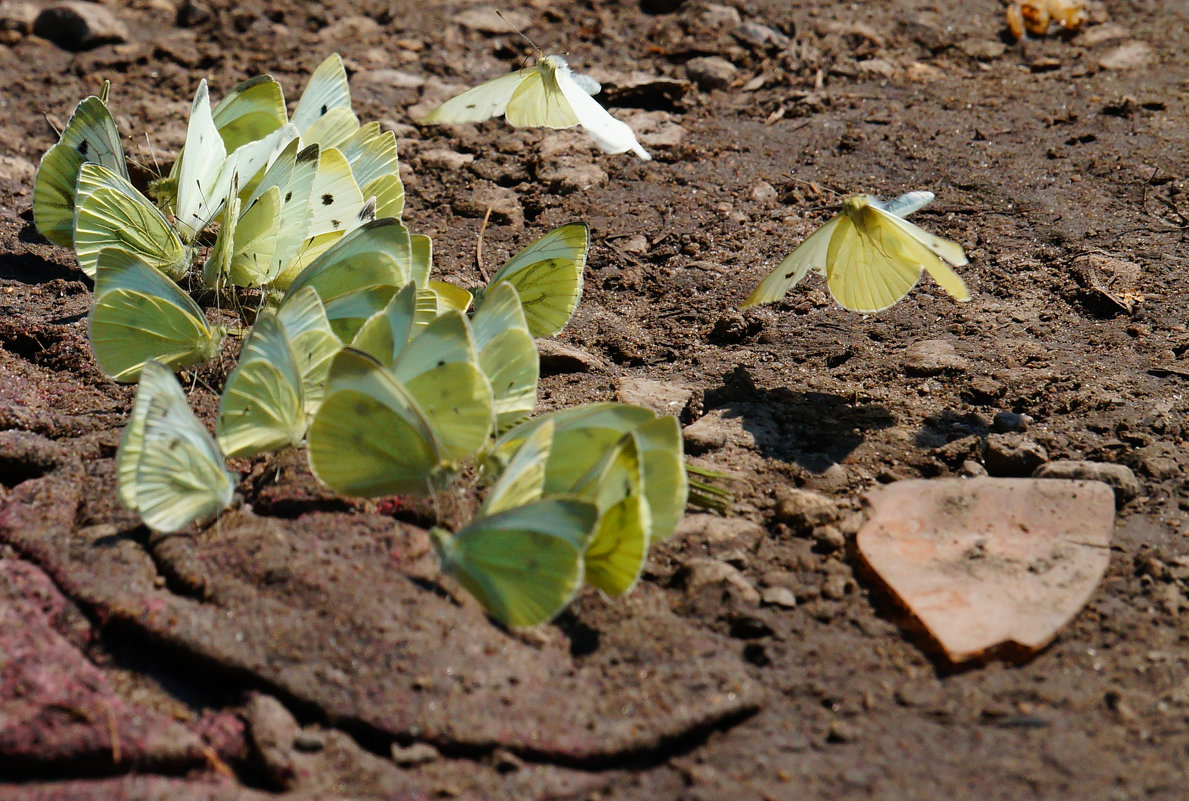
[674,514,767,555]
[614,376,690,416]
[902,339,968,376]
[1033,460,1141,505]
[33,2,128,50]
[732,20,790,49]
[858,478,1115,663]
[1097,41,1153,70]
[0,467,761,764]
[453,182,523,228]
[682,408,760,454]
[536,339,608,374]
[349,68,424,107]
[772,487,838,531]
[416,148,475,171]
[3,778,323,801]
[0,1,36,32]
[534,158,608,193]
[983,432,1048,476]
[680,558,761,605]
[685,56,739,91]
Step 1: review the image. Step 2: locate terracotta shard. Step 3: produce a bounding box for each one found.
[858,478,1114,663]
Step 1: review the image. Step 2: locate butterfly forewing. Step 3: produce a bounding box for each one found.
[34,95,128,247]
[216,314,306,457]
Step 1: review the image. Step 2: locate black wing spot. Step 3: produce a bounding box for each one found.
[285,191,293,203]
[320,104,328,116]
[330,219,341,229]
[79,141,89,156]
[321,193,334,206]
[783,270,797,279]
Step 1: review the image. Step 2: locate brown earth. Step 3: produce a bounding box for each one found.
[1,0,1188,798]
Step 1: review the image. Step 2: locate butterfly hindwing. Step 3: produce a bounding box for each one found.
[430,497,597,628]
[88,249,223,382]
[34,93,128,248]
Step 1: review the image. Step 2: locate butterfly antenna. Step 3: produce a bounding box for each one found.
[496,10,541,59]
[140,132,163,179]
[475,204,494,283]
[786,174,844,200]
[42,112,63,140]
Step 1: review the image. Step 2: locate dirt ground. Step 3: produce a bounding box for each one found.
[1,0,1188,798]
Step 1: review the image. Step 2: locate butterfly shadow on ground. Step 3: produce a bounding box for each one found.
[2,233,87,286]
[695,366,896,473]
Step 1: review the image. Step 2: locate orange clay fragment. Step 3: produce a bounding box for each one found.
[1006,0,1087,39]
[858,478,1114,664]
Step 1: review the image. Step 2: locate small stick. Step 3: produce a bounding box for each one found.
[475,204,494,283]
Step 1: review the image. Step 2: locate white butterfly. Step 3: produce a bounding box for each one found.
[422,54,651,161]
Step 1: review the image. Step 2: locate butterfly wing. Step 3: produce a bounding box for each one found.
[421,67,536,124]
[470,282,538,430]
[273,147,367,287]
[391,312,494,462]
[827,205,924,313]
[216,314,307,457]
[431,497,597,628]
[306,348,442,497]
[740,213,842,308]
[116,360,189,512]
[505,61,579,128]
[877,190,935,218]
[174,80,228,243]
[275,286,341,417]
[573,435,651,596]
[284,218,415,307]
[211,74,288,152]
[350,281,417,366]
[630,415,688,543]
[134,386,237,533]
[290,53,353,135]
[89,249,223,382]
[480,222,589,338]
[870,207,970,302]
[223,186,282,288]
[34,95,128,248]
[74,163,189,280]
[551,57,650,160]
[480,419,552,515]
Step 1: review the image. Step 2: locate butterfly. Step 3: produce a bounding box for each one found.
[307,311,495,498]
[488,403,687,543]
[430,496,597,629]
[571,433,651,596]
[422,54,651,161]
[274,285,340,417]
[33,84,129,248]
[469,282,538,431]
[742,191,971,314]
[117,361,237,533]
[473,222,589,338]
[88,248,224,382]
[74,162,190,280]
[216,312,307,458]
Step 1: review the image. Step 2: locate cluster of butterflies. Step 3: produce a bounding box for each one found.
[32,53,692,628]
